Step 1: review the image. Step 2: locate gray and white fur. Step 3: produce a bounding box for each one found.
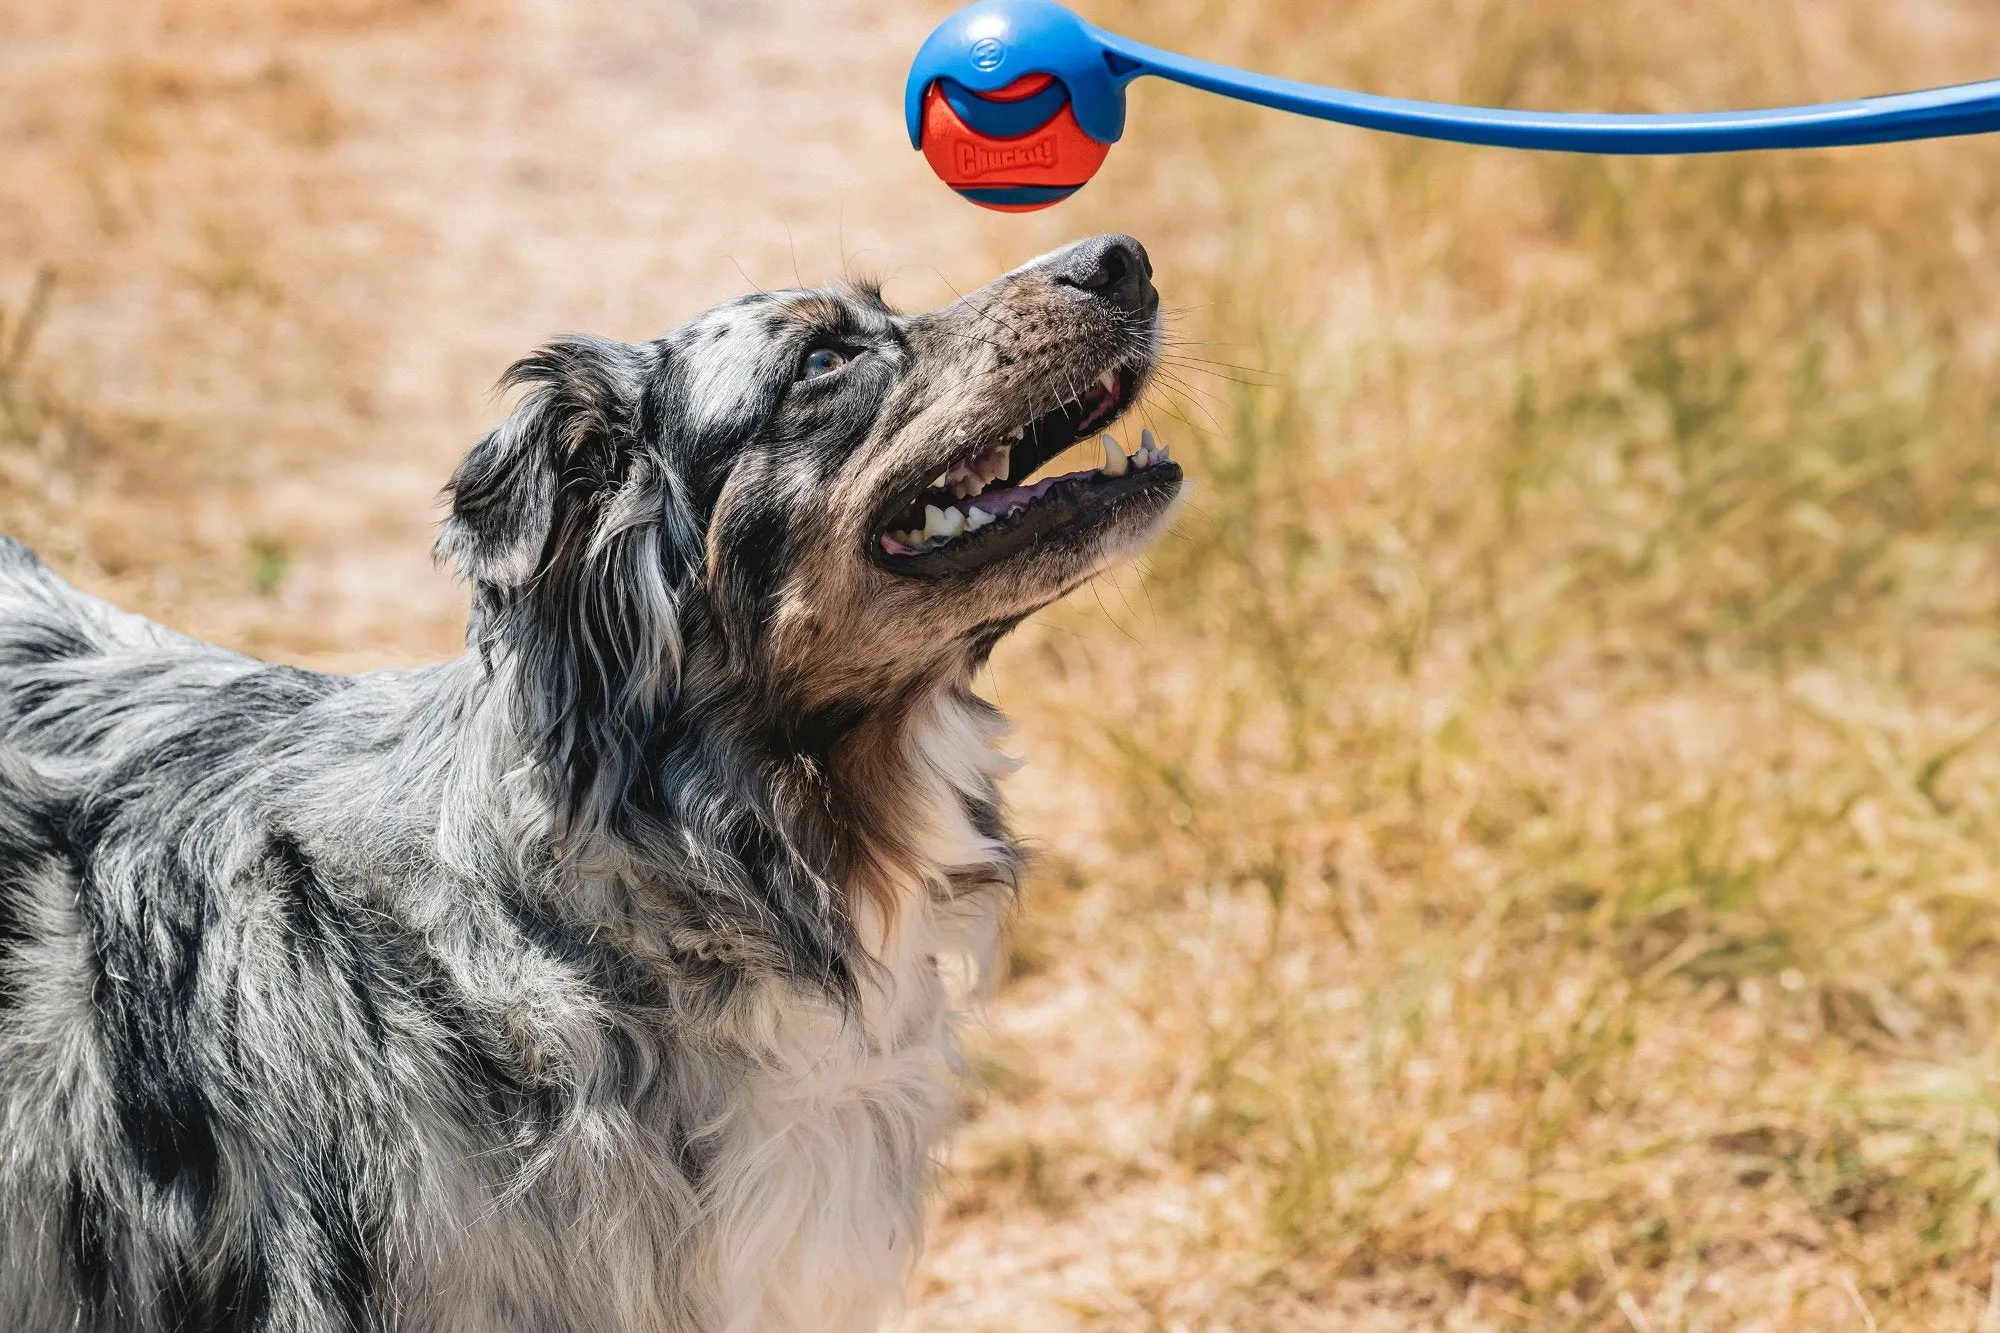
[0,234,1179,1332]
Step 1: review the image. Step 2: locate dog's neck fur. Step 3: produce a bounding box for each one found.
[459,614,1017,989]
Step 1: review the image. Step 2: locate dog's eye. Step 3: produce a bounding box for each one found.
[799,347,850,381]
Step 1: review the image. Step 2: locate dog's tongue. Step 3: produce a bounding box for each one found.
[965,467,1092,516]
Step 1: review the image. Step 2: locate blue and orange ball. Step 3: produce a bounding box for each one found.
[918,73,1111,212]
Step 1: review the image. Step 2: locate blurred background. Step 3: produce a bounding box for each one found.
[8,0,2000,1326]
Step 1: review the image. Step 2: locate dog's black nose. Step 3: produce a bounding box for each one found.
[1054,234,1157,318]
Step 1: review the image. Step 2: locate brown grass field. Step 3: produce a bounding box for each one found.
[10,0,2000,1327]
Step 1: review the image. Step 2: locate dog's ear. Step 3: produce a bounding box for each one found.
[441,337,711,840]
[437,337,641,589]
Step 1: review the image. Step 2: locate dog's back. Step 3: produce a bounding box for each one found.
[0,536,307,764]
[0,539,445,1332]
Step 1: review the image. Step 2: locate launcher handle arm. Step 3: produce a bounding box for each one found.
[1102,31,2000,153]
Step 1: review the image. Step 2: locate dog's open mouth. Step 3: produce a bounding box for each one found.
[873,364,1180,578]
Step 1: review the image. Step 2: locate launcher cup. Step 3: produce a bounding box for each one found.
[907,0,2000,213]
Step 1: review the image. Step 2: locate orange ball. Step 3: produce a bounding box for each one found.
[919,75,1111,212]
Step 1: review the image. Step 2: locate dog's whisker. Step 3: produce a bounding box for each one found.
[1157,350,1276,379]
[1148,367,1232,413]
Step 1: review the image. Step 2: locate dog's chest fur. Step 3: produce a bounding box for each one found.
[425,913,974,1333]
[410,698,1007,1333]
[445,898,978,1333]
[705,697,1012,1332]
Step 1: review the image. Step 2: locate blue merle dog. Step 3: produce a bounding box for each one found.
[0,234,1178,1333]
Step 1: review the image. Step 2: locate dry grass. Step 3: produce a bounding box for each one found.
[922,1,2000,1328]
[10,0,2000,1328]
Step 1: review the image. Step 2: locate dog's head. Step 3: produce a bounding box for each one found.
[438,234,1178,832]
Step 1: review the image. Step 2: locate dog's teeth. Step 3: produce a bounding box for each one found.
[942,457,994,499]
[1007,426,1024,442]
[986,443,1011,482]
[965,506,994,531]
[921,504,967,543]
[1101,434,1127,477]
[1097,368,1118,396]
[1134,429,1166,470]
